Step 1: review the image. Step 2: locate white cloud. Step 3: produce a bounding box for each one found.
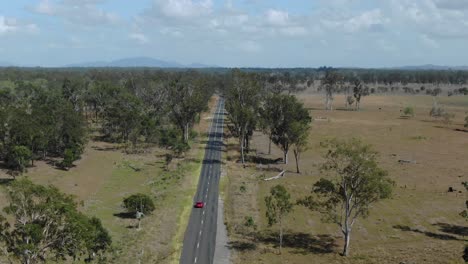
[240,40,261,52]
[344,9,387,32]
[32,0,120,26]
[322,9,387,33]
[420,34,439,48]
[280,26,307,36]
[377,39,398,52]
[0,16,39,36]
[160,28,183,37]
[35,0,55,15]
[0,16,16,35]
[265,9,289,26]
[129,33,149,44]
[434,0,468,10]
[153,0,213,18]
[391,0,468,38]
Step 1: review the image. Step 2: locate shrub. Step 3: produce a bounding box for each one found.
[173,141,190,156]
[430,100,445,118]
[402,106,414,117]
[123,193,155,215]
[240,185,246,193]
[244,216,257,230]
[442,112,455,127]
[165,153,173,170]
[346,96,355,107]
[5,145,32,173]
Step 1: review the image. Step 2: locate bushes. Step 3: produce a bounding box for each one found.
[430,99,445,118]
[402,106,414,117]
[159,128,190,156]
[123,193,155,215]
[60,145,83,170]
[5,145,32,173]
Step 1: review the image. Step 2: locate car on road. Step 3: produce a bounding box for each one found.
[194,201,204,208]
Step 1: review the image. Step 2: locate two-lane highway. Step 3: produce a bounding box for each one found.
[180,98,225,264]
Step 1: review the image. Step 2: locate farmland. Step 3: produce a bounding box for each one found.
[224,94,468,264]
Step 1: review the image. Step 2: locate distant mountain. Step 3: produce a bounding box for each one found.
[187,63,217,68]
[393,64,468,70]
[65,57,215,68]
[0,61,14,67]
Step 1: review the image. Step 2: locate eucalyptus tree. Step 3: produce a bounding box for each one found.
[321,71,342,111]
[299,138,393,256]
[291,121,310,174]
[225,70,261,166]
[352,78,367,111]
[258,94,277,155]
[269,94,311,165]
[166,73,211,143]
[0,179,111,263]
[265,185,293,254]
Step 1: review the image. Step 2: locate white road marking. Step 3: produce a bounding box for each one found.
[201,219,204,225]
[194,257,197,263]
[199,230,202,236]
[203,210,205,215]
[197,242,200,249]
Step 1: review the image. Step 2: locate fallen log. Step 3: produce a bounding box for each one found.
[264,170,286,181]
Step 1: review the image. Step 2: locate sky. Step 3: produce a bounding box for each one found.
[0,0,468,68]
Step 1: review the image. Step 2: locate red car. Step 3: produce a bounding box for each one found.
[194,201,204,208]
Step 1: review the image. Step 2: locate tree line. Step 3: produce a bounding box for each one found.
[0,69,217,174]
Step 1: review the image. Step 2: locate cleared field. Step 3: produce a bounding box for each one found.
[0,97,218,263]
[224,95,468,264]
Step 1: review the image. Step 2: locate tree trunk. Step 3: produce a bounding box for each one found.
[294,149,300,173]
[245,136,250,153]
[284,150,288,164]
[240,133,245,167]
[343,229,351,256]
[184,123,189,142]
[279,216,283,254]
[268,136,272,155]
[325,94,330,110]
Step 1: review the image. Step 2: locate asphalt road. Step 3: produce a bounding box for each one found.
[180,98,225,264]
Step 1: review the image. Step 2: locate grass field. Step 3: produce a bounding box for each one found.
[224,94,468,264]
[0,97,218,263]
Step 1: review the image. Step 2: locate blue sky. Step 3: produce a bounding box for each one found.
[1,0,468,67]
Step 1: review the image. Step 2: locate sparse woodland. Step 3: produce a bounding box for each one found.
[222,68,468,262]
[0,67,467,263]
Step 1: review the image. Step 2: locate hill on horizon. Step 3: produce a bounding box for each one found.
[64,57,215,68]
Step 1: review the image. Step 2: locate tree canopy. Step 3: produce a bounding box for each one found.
[0,179,111,263]
[299,138,393,256]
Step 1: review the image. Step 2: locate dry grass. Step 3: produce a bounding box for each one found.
[0,97,218,264]
[224,95,468,264]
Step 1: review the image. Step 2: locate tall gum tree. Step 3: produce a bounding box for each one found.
[269,94,311,165]
[225,70,261,166]
[299,138,393,256]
